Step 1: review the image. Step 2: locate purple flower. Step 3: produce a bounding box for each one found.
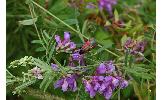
[96,61,115,74]
[103,86,113,100]
[83,76,114,99]
[55,32,76,53]
[119,80,128,89]
[54,78,64,88]
[70,42,76,49]
[134,41,146,53]
[64,32,70,42]
[72,52,83,61]
[51,63,58,71]
[124,38,146,55]
[96,63,107,74]
[31,67,43,79]
[62,80,69,92]
[83,75,127,100]
[68,57,76,67]
[83,79,96,98]
[54,74,78,92]
[71,49,85,66]
[55,35,61,43]
[98,0,117,15]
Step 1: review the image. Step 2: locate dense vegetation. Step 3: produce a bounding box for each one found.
[7,0,156,100]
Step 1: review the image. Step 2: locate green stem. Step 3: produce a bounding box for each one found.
[118,89,120,100]
[97,44,120,57]
[28,4,47,51]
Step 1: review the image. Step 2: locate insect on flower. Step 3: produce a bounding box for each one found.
[79,38,96,54]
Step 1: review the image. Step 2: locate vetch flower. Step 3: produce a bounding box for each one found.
[72,51,84,61]
[83,79,97,98]
[124,38,146,55]
[83,75,128,100]
[31,67,43,79]
[71,49,85,66]
[55,32,76,53]
[54,74,78,92]
[51,63,58,71]
[98,0,117,16]
[96,61,115,74]
[119,79,129,89]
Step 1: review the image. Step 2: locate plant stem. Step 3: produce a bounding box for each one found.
[118,89,120,100]
[28,4,47,51]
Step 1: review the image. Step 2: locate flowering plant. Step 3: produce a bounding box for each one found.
[7,0,156,100]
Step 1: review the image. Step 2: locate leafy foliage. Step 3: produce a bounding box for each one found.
[7,0,156,100]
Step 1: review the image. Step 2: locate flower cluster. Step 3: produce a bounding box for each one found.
[83,76,128,100]
[53,32,129,99]
[82,61,128,100]
[31,67,43,79]
[54,74,78,92]
[124,38,146,55]
[55,32,76,53]
[98,0,117,16]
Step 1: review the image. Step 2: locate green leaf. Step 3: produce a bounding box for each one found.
[31,40,43,44]
[18,18,37,25]
[114,9,119,22]
[82,20,88,35]
[121,35,127,46]
[40,72,52,89]
[48,43,55,62]
[44,76,54,92]
[14,79,36,94]
[131,80,143,100]
[43,30,50,40]
[49,0,68,14]
[95,28,113,46]
[60,19,78,25]
[35,47,46,52]
[124,67,154,80]
[33,58,51,71]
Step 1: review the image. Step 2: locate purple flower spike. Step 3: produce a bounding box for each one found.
[54,32,76,53]
[124,38,146,55]
[51,63,58,71]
